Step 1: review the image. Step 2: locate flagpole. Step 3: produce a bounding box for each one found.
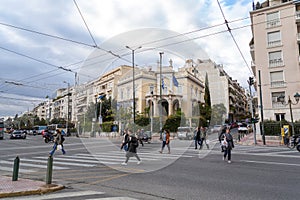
[159,52,164,138]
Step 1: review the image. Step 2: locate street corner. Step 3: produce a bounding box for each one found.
[0,176,65,198]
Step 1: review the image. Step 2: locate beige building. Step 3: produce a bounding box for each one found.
[187,59,249,123]
[250,0,300,122]
[117,61,205,128]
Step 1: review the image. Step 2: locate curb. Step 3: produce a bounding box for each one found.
[0,184,65,198]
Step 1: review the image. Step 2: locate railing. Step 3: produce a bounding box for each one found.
[296,11,300,21]
[269,59,284,68]
[272,102,285,108]
[271,81,286,88]
[268,40,281,47]
[266,19,280,28]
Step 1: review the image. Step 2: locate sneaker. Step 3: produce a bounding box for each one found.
[228,160,231,164]
[121,162,127,166]
[159,151,162,153]
[137,161,141,165]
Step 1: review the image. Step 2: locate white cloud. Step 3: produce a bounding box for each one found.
[0,0,253,117]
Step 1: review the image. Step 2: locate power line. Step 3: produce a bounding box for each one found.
[73,0,98,47]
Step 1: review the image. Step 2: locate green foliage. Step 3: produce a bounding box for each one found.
[204,73,212,122]
[210,103,227,125]
[135,116,150,127]
[163,114,182,132]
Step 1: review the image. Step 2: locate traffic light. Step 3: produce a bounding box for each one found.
[250,117,259,124]
[249,77,254,85]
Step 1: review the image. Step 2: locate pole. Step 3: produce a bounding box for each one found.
[12,156,20,181]
[66,83,70,136]
[249,81,256,144]
[126,46,142,133]
[288,96,295,137]
[132,49,136,124]
[258,70,266,145]
[46,156,53,184]
[159,52,164,138]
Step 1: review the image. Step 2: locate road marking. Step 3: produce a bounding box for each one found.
[18,158,96,167]
[240,160,300,167]
[16,190,105,200]
[0,166,35,173]
[0,160,68,170]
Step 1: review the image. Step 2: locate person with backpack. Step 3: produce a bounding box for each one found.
[159,129,171,154]
[121,130,141,165]
[220,127,234,163]
[199,126,209,149]
[49,129,66,156]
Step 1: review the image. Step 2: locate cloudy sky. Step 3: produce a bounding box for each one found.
[0,0,255,118]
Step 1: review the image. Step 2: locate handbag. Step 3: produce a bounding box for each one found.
[221,138,228,147]
[56,144,62,150]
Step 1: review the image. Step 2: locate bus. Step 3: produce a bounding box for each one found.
[47,124,67,135]
[0,118,4,140]
[33,125,47,135]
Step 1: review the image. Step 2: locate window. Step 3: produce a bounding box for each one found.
[149,85,154,95]
[275,113,285,121]
[272,91,285,108]
[267,31,281,47]
[266,11,280,28]
[269,51,283,67]
[270,71,285,87]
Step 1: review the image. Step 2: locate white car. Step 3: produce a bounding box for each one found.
[238,123,248,134]
[177,127,194,140]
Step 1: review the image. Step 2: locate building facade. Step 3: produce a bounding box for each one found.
[250,0,300,122]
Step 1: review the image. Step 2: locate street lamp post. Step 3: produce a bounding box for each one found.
[63,81,70,136]
[277,92,300,137]
[159,52,164,136]
[126,46,142,126]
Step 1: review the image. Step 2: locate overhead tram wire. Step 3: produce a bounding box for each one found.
[73,0,98,48]
[216,0,251,75]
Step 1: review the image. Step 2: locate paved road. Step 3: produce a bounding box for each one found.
[1,133,300,200]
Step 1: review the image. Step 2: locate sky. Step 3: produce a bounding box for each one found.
[0,0,255,118]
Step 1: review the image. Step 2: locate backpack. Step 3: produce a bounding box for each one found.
[130,136,139,148]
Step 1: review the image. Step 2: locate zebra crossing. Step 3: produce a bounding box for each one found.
[0,145,201,174]
[6,190,139,200]
[1,144,295,175]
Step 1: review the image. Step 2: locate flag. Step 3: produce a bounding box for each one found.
[173,75,179,87]
[162,76,165,89]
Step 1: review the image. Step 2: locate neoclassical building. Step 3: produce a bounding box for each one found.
[117,60,205,128]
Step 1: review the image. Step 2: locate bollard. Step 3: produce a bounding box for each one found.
[46,155,53,184]
[12,156,20,181]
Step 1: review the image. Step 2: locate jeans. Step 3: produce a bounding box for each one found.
[224,148,231,161]
[49,143,66,156]
[195,139,202,149]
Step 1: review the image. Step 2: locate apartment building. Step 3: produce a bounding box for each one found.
[250,0,300,121]
[189,59,249,123]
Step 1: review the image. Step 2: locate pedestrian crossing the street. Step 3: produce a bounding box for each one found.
[7,190,139,200]
[0,143,296,175]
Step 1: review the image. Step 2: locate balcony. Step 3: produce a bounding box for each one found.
[266,19,280,29]
[268,40,281,48]
[271,80,286,88]
[269,59,284,68]
[296,11,300,23]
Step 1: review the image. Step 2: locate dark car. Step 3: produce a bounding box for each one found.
[10,130,26,139]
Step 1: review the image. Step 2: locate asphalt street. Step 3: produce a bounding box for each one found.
[0,132,299,200]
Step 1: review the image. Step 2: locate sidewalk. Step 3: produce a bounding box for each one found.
[237,132,283,146]
[0,176,64,198]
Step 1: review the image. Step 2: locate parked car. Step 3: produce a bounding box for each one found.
[10,130,26,139]
[211,125,223,133]
[238,123,249,134]
[177,127,194,140]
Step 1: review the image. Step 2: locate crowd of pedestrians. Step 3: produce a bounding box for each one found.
[119,124,235,166]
